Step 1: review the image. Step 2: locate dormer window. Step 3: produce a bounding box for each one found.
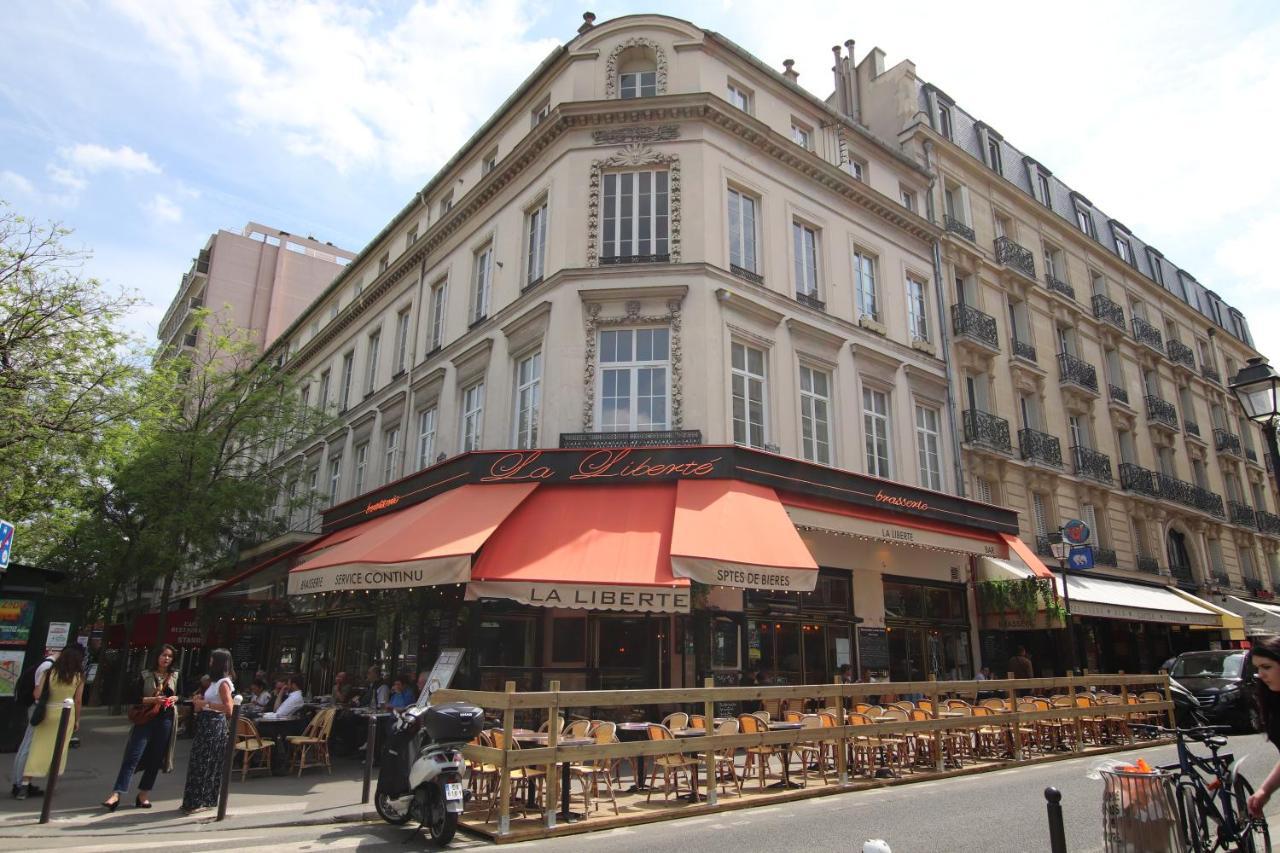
[937,103,952,139]
[1036,172,1052,208]
[1146,248,1164,286]
[1074,205,1093,236]
[1115,234,1132,264]
[986,137,1002,173]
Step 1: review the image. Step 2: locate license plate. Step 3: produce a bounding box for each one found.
[444,782,464,801]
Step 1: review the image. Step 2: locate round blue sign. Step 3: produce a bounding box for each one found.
[1063,519,1090,545]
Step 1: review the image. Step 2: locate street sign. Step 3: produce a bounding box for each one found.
[1068,545,1094,570]
[0,520,12,571]
[1062,519,1091,545]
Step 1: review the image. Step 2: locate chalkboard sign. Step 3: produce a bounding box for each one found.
[711,670,740,719]
[420,647,465,703]
[857,627,890,670]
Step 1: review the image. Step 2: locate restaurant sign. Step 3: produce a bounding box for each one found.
[785,506,1002,558]
[286,557,471,596]
[466,581,691,614]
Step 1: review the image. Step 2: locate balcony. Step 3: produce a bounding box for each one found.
[1058,352,1099,395]
[601,253,671,266]
[1259,510,1280,537]
[994,236,1036,279]
[1132,316,1164,352]
[1229,500,1257,528]
[1167,339,1196,371]
[730,264,764,286]
[952,303,999,352]
[1245,576,1265,595]
[1136,554,1161,575]
[1119,462,1160,498]
[1091,293,1126,331]
[1019,428,1063,467]
[559,429,702,448]
[1095,548,1118,567]
[1169,562,1195,585]
[1184,420,1202,440]
[1012,338,1037,363]
[1145,395,1178,431]
[1213,428,1242,458]
[1071,445,1113,484]
[1035,536,1056,558]
[944,215,975,242]
[1108,384,1130,406]
[1155,471,1225,518]
[794,291,825,312]
[1201,364,1221,385]
[963,409,1012,453]
[1044,272,1075,301]
[1211,570,1231,587]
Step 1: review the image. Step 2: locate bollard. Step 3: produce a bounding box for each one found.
[1045,787,1067,853]
[362,713,377,804]
[216,695,243,822]
[38,699,75,825]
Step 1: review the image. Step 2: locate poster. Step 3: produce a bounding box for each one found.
[45,621,71,653]
[835,637,852,668]
[0,599,35,646]
[0,650,25,697]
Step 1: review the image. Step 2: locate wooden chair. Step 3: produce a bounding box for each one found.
[794,715,830,786]
[233,717,273,780]
[287,708,337,776]
[564,719,592,739]
[916,700,934,715]
[853,703,875,715]
[980,698,1009,712]
[738,712,780,789]
[784,710,804,723]
[537,715,566,735]
[708,718,742,796]
[970,706,1008,759]
[661,712,689,731]
[891,702,915,713]
[467,731,500,805]
[645,724,700,802]
[570,721,619,815]
[873,706,912,772]
[484,730,545,821]
[689,714,706,729]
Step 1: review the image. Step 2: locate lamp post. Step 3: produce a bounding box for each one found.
[1048,530,1080,676]
[1228,356,1280,494]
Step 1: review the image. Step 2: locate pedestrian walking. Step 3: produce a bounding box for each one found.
[9,649,58,799]
[102,644,180,810]
[17,643,84,797]
[180,648,235,815]
[1246,637,1280,817]
[1008,646,1034,679]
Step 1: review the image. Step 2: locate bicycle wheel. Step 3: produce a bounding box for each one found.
[1234,775,1272,853]
[1178,782,1211,853]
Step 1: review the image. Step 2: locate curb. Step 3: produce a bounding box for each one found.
[0,808,379,839]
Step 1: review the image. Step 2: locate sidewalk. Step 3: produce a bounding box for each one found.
[0,708,381,839]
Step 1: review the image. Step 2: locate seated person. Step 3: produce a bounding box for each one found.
[385,676,415,711]
[332,671,355,706]
[249,679,273,710]
[275,674,306,717]
[365,666,390,709]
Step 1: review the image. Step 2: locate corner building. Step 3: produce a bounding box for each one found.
[205,15,1245,694]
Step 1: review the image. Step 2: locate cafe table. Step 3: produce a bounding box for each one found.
[614,722,654,792]
[765,721,804,789]
[253,713,311,776]
[670,728,707,802]
[512,732,594,822]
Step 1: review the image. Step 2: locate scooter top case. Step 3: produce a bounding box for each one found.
[422,702,485,742]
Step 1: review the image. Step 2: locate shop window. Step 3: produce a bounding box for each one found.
[476,616,536,669]
[711,616,740,670]
[551,617,586,664]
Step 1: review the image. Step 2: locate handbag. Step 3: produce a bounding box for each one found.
[127,674,166,726]
[28,671,51,726]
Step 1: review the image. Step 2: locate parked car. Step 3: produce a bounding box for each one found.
[1167,677,1202,727]
[1168,651,1257,732]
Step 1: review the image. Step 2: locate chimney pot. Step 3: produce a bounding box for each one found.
[578,11,596,33]
[782,59,798,81]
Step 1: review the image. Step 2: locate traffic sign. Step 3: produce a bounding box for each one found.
[1062,519,1091,545]
[1068,545,1094,570]
[0,520,12,571]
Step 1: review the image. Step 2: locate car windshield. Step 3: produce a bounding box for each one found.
[1171,654,1244,678]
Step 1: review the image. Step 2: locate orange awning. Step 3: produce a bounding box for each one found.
[467,483,691,614]
[670,480,819,592]
[1001,533,1055,579]
[287,483,537,594]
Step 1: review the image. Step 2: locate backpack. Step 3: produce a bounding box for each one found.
[14,657,55,708]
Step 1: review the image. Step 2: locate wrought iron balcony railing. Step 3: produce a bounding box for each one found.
[730,264,764,286]
[1091,293,1126,331]
[1259,510,1280,536]
[1168,561,1193,583]
[1154,472,1224,517]
[794,291,825,312]
[1167,339,1196,370]
[1119,462,1160,498]
[1212,570,1231,587]
[1012,338,1037,362]
[1229,501,1256,528]
[1145,395,1178,429]
[963,409,1012,453]
[1184,420,1201,439]
[1201,364,1221,384]
[601,253,671,266]
[1095,548,1118,567]
[952,303,999,350]
[1035,536,1055,558]
[1133,316,1164,352]
[1072,445,1113,484]
[559,429,702,448]
[1044,273,1075,301]
[1058,352,1099,393]
[1214,428,1241,457]
[994,236,1036,279]
[1019,428,1063,466]
[1108,384,1130,406]
[944,215,976,241]
[1136,554,1161,574]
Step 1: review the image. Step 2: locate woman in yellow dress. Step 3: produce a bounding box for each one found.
[20,644,84,789]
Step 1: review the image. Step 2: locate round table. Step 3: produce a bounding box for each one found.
[252,714,310,776]
[615,723,654,792]
[766,721,804,789]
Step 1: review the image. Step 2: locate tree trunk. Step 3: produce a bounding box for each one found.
[91,580,120,707]
[152,569,176,663]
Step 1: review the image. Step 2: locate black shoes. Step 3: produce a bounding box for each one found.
[102,797,119,811]
[135,796,151,809]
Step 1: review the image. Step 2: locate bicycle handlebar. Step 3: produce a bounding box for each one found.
[1132,722,1231,742]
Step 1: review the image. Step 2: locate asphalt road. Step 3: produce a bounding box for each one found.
[22,733,1280,853]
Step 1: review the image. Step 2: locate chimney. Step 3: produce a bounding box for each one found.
[843,39,860,122]
[782,59,798,82]
[578,11,596,34]
[831,45,847,114]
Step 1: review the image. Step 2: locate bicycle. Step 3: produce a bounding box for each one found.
[1133,723,1271,852]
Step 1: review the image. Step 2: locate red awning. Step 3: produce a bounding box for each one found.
[1001,533,1055,579]
[669,480,819,592]
[467,483,691,614]
[129,609,202,647]
[286,483,536,594]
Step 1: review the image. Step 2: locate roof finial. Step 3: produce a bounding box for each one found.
[782,59,798,82]
[578,11,596,34]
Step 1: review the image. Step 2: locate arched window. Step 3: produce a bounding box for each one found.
[617,47,657,99]
[1166,528,1193,582]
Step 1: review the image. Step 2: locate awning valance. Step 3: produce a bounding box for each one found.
[1057,574,1222,626]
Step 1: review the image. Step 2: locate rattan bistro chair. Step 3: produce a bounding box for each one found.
[570,721,620,816]
[646,724,701,803]
[287,708,337,776]
[710,718,742,796]
[738,713,780,789]
[233,717,273,780]
[484,730,545,821]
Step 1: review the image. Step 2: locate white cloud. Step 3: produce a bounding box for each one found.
[0,170,36,196]
[62,142,161,175]
[144,193,182,224]
[109,0,560,178]
[47,164,87,192]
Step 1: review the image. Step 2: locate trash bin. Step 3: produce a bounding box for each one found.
[1100,767,1183,852]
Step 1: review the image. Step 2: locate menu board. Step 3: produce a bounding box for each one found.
[857,627,890,670]
[0,599,34,647]
[421,647,465,702]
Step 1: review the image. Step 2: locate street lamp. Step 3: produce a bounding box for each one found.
[1229,356,1280,487]
[1048,531,1080,676]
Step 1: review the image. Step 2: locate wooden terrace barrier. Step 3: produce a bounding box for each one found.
[434,673,1175,839]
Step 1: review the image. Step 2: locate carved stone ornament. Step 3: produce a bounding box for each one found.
[587,147,681,267]
[592,125,680,146]
[581,296,685,431]
[604,37,668,100]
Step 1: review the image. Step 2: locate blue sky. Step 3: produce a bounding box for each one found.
[2,1,1278,362]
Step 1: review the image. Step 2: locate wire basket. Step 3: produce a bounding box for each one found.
[1100,767,1183,852]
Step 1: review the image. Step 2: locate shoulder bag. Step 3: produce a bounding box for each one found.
[28,670,52,726]
[127,674,165,726]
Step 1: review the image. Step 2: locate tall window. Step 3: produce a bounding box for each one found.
[799,366,831,465]
[1115,234,1133,264]
[619,68,656,99]
[461,382,485,452]
[365,329,381,394]
[327,455,341,506]
[937,103,952,138]
[353,442,369,495]
[513,351,542,449]
[730,342,767,448]
[862,387,891,477]
[471,243,493,323]
[727,188,758,273]
[986,137,1002,172]
[317,369,330,411]
[304,467,319,530]
[793,222,819,298]
[854,251,878,321]
[1075,206,1092,236]
[428,280,447,351]
[1031,492,1049,540]
[915,404,942,490]
[394,308,411,375]
[1036,172,1052,207]
[791,122,813,149]
[598,328,669,430]
[526,201,548,286]
[416,407,437,469]
[601,171,669,261]
[726,82,751,112]
[340,351,354,410]
[906,276,929,342]
[382,426,400,484]
[974,476,993,503]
